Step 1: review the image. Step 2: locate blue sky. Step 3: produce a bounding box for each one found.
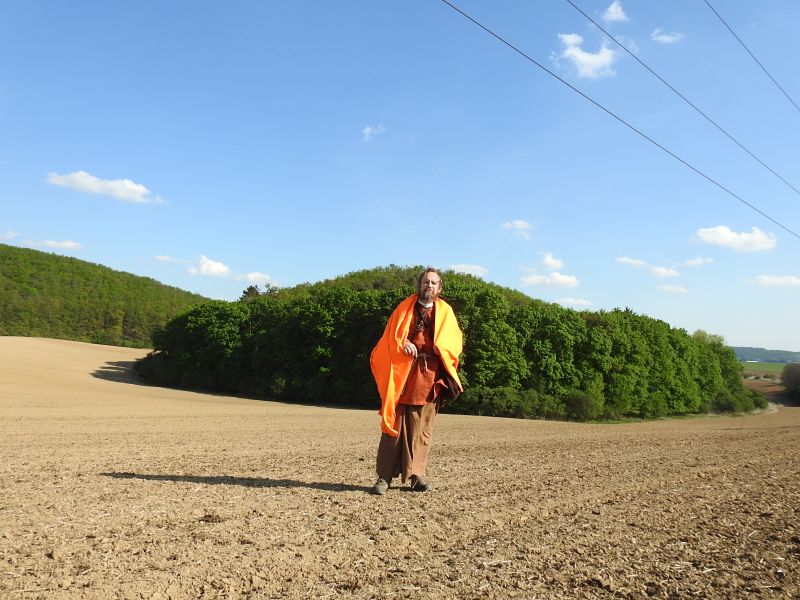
[2,1,798,351]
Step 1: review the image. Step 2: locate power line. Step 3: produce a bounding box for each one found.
[563,0,800,198]
[704,0,800,115]
[437,0,800,242]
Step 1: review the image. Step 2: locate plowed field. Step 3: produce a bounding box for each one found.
[1,337,798,599]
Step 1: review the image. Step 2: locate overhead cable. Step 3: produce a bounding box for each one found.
[437,0,800,241]
[564,0,800,198]
[704,0,800,115]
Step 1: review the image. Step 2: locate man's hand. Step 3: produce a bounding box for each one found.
[403,340,418,358]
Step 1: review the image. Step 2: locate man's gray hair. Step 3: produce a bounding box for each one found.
[415,267,444,290]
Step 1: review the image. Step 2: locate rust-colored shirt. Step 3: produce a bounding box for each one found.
[399,303,443,405]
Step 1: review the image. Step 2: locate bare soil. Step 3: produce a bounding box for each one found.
[1,336,799,599]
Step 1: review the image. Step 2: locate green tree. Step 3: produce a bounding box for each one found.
[459,288,528,388]
[136,265,763,421]
[782,363,800,400]
[240,285,261,300]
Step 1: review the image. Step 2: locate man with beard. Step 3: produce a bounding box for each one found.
[369,267,463,495]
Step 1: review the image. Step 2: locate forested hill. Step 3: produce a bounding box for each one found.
[139,264,764,420]
[731,347,800,363]
[280,264,534,304]
[0,244,208,347]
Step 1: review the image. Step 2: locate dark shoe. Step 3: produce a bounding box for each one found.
[410,475,432,492]
[372,478,390,495]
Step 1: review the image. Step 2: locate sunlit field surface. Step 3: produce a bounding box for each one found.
[2,337,799,599]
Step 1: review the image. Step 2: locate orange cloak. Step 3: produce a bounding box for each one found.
[370,295,463,437]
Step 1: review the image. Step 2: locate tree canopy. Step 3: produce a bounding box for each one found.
[782,363,800,401]
[0,243,208,347]
[136,265,764,420]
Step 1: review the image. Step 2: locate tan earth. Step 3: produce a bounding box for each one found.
[1,337,799,599]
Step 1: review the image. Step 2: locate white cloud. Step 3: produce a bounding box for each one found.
[651,28,684,44]
[35,239,82,250]
[1,230,20,241]
[683,257,714,266]
[557,33,618,79]
[522,271,579,288]
[556,297,593,308]
[753,275,800,287]
[449,264,489,278]
[502,219,532,240]
[186,255,278,286]
[659,284,688,294]
[559,33,583,47]
[619,256,682,278]
[155,255,181,263]
[696,225,777,252]
[47,170,162,204]
[189,255,232,278]
[603,1,629,24]
[650,266,680,278]
[361,124,386,142]
[541,251,563,271]
[243,271,277,285]
[616,256,646,268]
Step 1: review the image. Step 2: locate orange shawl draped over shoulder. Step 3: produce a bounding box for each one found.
[370,295,463,437]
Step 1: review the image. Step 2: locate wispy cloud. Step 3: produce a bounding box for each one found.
[556,297,593,308]
[659,284,688,294]
[650,266,680,278]
[47,170,162,204]
[31,239,82,250]
[752,275,800,287]
[556,33,618,79]
[682,257,714,267]
[449,264,489,278]
[618,256,681,278]
[602,0,629,24]
[541,251,563,270]
[502,219,532,240]
[614,35,639,54]
[522,271,579,288]
[6,230,81,251]
[616,256,646,268]
[696,225,777,252]
[361,124,386,142]
[154,255,182,263]
[651,28,683,44]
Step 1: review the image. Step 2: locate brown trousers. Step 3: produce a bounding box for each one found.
[375,403,438,483]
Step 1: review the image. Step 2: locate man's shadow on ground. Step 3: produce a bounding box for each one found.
[100,471,372,493]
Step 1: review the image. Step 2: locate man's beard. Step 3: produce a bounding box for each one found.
[420,289,439,303]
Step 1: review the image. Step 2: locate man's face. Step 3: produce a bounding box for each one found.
[418,272,442,303]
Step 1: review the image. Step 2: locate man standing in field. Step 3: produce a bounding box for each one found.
[369,267,463,495]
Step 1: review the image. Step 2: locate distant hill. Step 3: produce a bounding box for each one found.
[731,346,800,363]
[0,244,209,347]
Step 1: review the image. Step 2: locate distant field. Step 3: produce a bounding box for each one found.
[741,361,785,376]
